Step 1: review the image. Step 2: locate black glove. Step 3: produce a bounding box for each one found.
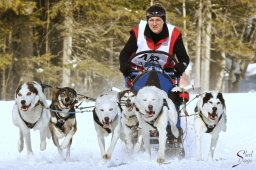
[174,63,186,76]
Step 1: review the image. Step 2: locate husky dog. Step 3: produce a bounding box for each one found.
[135,86,179,164]
[118,89,142,151]
[12,81,50,155]
[194,92,227,161]
[48,87,78,160]
[93,93,121,160]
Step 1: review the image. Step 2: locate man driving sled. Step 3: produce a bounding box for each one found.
[119,4,190,157]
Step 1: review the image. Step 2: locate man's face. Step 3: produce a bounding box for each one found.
[147,16,164,34]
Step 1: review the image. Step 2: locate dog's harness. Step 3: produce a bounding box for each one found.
[93,109,118,134]
[50,105,75,130]
[199,112,223,133]
[126,122,139,130]
[18,101,43,129]
[136,99,169,129]
[122,114,139,130]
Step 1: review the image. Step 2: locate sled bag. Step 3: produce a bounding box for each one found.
[132,70,174,94]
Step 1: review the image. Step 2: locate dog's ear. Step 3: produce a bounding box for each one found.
[203,92,213,106]
[51,86,59,102]
[117,90,127,102]
[217,93,225,109]
[32,81,49,107]
[15,82,23,99]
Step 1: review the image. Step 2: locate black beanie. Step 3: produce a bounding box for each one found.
[146,5,166,22]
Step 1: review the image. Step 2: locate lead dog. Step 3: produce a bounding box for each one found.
[194,92,227,161]
[12,81,50,155]
[93,93,121,160]
[135,86,179,164]
[118,89,142,151]
[48,87,78,160]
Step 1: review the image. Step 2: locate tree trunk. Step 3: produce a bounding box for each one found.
[182,0,188,51]
[194,0,202,89]
[215,52,226,92]
[62,15,73,87]
[201,0,212,91]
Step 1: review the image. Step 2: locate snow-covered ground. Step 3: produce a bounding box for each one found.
[0,93,255,170]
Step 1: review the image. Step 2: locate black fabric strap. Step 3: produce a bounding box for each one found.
[199,112,223,133]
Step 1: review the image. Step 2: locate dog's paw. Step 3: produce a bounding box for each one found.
[103,153,111,160]
[40,141,46,151]
[156,157,165,164]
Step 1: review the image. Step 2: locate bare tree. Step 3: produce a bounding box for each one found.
[62,1,73,87]
[194,0,202,89]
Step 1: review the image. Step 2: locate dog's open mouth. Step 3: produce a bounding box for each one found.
[146,110,155,117]
[103,121,111,128]
[126,103,134,112]
[21,104,31,111]
[208,112,217,120]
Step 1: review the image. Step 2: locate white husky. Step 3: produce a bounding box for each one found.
[194,91,227,161]
[135,86,179,164]
[93,93,121,160]
[12,81,50,155]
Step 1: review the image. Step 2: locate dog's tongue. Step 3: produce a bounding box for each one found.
[128,106,133,112]
[146,111,154,117]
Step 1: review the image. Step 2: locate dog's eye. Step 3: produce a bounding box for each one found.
[18,93,22,96]
[60,93,66,97]
[109,108,113,111]
[217,101,220,105]
[69,92,74,97]
[143,99,147,101]
[27,92,31,96]
[209,101,213,104]
[100,109,104,112]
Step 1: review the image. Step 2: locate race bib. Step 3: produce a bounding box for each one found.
[131,53,168,69]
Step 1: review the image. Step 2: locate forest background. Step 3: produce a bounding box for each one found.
[0,0,255,100]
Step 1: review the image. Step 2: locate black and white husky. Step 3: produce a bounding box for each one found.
[118,89,142,151]
[194,91,227,161]
[12,81,50,155]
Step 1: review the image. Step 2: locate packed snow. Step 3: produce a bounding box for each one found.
[0,92,255,170]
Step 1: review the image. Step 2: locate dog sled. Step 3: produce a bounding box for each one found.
[126,50,189,159]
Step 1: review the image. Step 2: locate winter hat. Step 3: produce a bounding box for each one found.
[146,5,166,22]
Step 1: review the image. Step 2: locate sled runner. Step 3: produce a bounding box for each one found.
[126,50,189,159]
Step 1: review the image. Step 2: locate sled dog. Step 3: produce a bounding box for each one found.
[135,86,179,164]
[118,89,142,151]
[48,87,78,159]
[93,93,121,160]
[12,81,50,155]
[194,91,227,161]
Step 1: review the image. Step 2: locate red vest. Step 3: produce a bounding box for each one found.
[132,20,181,69]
